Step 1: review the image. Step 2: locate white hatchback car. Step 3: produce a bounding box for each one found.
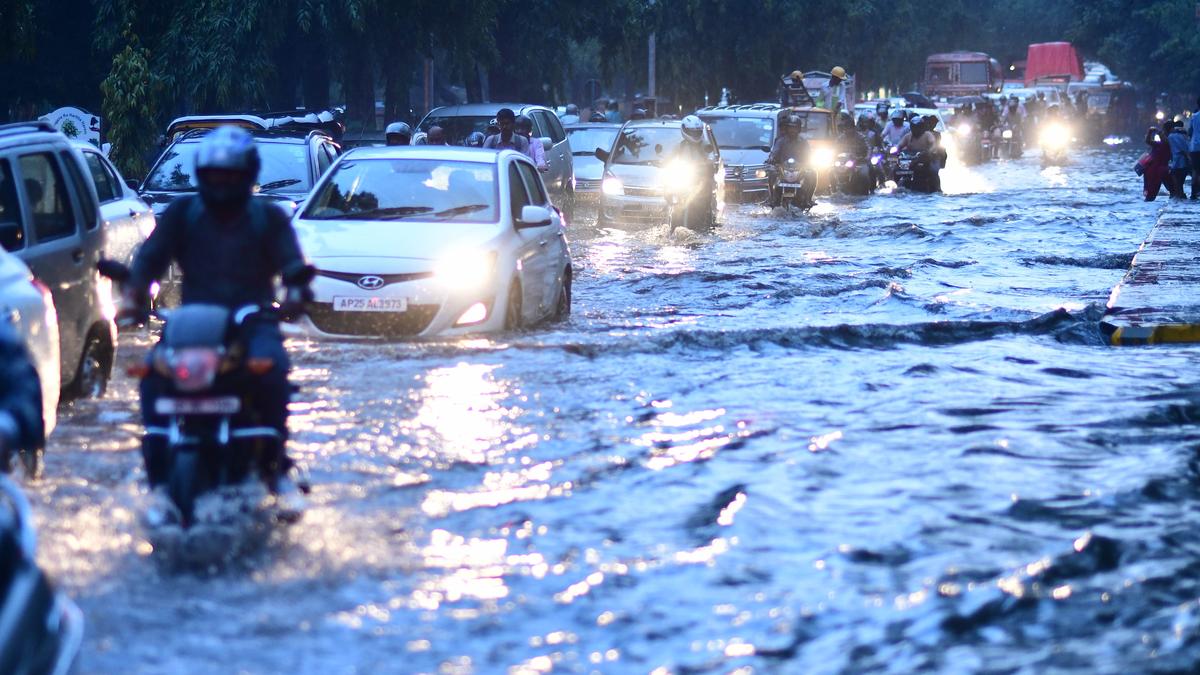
[0,247,59,434]
[292,147,572,337]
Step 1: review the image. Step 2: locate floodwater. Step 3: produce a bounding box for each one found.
[33,147,1200,673]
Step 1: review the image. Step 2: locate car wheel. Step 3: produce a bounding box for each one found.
[504,280,523,331]
[70,335,109,399]
[554,268,572,321]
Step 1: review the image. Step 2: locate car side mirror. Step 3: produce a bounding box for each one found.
[126,178,139,190]
[541,137,552,152]
[517,205,553,228]
[0,222,24,252]
[594,148,610,163]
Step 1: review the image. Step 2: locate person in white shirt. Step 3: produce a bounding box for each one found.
[881,109,910,149]
[821,66,849,115]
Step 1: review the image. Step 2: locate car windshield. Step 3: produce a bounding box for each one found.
[566,127,619,156]
[302,158,498,223]
[418,116,495,145]
[144,140,311,193]
[703,117,773,150]
[611,127,687,165]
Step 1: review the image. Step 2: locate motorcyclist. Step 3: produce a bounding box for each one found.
[881,109,910,150]
[385,121,413,146]
[997,95,1025,155]
[124,126,311,499]
[837,112,868,158]
[875,101,891,128]
[898,115,943,191]
[0,324,44,475]
[857,114,882,150]
[765,113,816,207]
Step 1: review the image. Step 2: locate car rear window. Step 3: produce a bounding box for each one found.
[83,152,118,202]
[418,116,495,146]
[303,158,498,223]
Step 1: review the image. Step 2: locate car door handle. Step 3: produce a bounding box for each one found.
[129,209,139,218]
[72,249,85,263]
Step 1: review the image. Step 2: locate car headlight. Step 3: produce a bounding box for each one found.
[435,250,496,291]
[601,175,624,196]
[659,160,697,193]
[810,147,834,169]
[1002,129,1013,140]
[754,168,768,179]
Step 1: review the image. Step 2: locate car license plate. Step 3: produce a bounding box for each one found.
[899,161,912,170]
[332,296,408,312]
[156,397,240,415]
[779,183,804,189]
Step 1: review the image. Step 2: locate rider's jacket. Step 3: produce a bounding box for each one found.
[838,130,869,158]
[130,196,306,309]
[767,135,810,166]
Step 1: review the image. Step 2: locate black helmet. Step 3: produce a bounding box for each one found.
[565,103,579,115]
[838,111,854,129]
[465,132,486,148]
[589,111,607,122]
[195,126,259,210]
[515,114,534,133]
[385,121,413,146]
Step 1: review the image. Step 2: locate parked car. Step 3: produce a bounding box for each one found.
[696,104,781,203]
[564,122,620,200]
[417,104,575,207]
[72,141,154,267]
[0,248,59,435]
[0,121,116,399]
[292,146,572,338]
[140,126,342,218]
[595,118,725,228]
[0,476,84,674]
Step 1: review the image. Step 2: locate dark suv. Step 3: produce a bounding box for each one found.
[695,104,782,203]
[140,127,341,218]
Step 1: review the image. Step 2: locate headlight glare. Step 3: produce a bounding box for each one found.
[659,160,697,193]
[810,147,835,168]
[435,250,497,290]
[601,175,624,196]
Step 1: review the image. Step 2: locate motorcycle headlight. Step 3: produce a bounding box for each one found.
[1040,124,1070,148]
[601,175,624,196]
[1002,129,1013,140]
[956,124,971,135]
[166,347,223,393]
[810,147,835,169]
[659,160,697,193]
[435,250,497,291]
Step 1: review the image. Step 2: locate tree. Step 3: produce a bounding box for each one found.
[101,30,162,177]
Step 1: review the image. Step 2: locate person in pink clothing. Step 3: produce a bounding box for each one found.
[1143,124,1174,201]
[515,115,548,172]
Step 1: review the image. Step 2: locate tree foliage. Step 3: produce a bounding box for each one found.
[100,30,162,177]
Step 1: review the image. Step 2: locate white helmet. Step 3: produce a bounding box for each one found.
[681,115,704,142]
[890,109,905,121]
[909,115,924,127]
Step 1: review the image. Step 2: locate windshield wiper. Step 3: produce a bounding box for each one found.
[430,204,490,219]
[325,206,434,221]
[259,179,303,191]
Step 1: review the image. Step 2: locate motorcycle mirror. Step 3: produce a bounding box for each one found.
[97,259,131,282]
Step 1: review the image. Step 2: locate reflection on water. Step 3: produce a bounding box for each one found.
[35,149,1200,673]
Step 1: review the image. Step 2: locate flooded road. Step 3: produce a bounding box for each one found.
[33,148,1200,673]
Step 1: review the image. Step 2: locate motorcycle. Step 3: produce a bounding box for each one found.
[1039,122,1073,166]
[953,123,985,165]
[994,125,1022,159]
[661,158,715,231]
[894,151,941,193]
[98,260,314,528]
[771,158,814,210]
[832,152,874,196]
[0,476,83,675]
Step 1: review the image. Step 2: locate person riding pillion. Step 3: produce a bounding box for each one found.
[766,113,817,207]
[123,126,312,498]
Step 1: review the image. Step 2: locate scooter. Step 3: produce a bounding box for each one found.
[0,476,83,675]
[895,151,941,193]
[98,260,314,528]
[995,125,1022,159]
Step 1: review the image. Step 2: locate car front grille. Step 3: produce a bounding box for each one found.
[575,178,601,191]
[307,303,439,337]
[623,185,661,198]
[315,269,433,288]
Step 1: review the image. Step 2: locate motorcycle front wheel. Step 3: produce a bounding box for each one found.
[169,451,202,528]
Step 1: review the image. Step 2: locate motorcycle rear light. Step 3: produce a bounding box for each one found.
[167,348,221,392]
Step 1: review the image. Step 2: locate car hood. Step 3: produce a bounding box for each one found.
[606,163,662,189]
[573,156,605,181]
[141,190,306,216]
[719,148,770,167]
[294,219,504,271]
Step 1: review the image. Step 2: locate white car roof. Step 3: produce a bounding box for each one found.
[342,146,524,164]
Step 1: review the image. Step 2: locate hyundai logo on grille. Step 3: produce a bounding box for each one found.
[356,275,385,290]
